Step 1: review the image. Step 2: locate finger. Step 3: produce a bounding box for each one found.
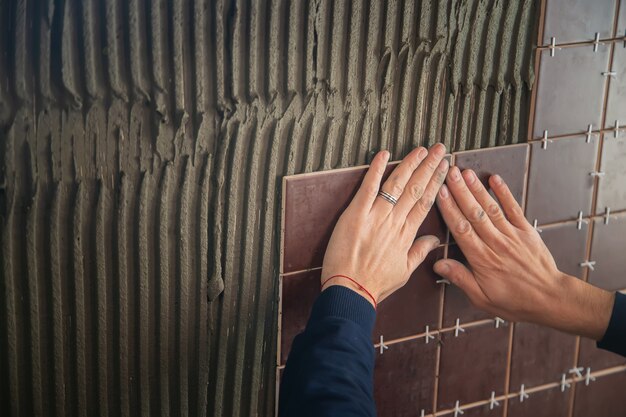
[404,158,449,232]
[445,166,502,245]
[436,184,489,254]
[350,150,390,212]
[407,235,441,272]
[394,143,447,217]
[489,175,532,231]
[372,146,428,214]
[433,259,489,309]
[461,169,514,235]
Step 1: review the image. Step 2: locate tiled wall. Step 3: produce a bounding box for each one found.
[277,1,626,415]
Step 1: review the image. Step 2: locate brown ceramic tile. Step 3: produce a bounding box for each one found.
[539,221,589,279]
[526,136,599,225]
[373,247,444,341]
[605,45,626,130]
[509,323,577,389]
[442,245,492,327]
[572,371,626,417]
[280,270,321,364]
[373,338,437,416]
[596,136,626,214]
[588,214,626,291]
[453,144,529,207]
[533,45,610,138]
[541,0,616,45]
[507,386,570,417]
[437,324,509,410]
[282,158,450,273]
[577,336,626,370]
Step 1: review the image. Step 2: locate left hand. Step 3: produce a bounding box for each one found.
[321,144,450,307]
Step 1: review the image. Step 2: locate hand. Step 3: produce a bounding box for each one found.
[321,144,450,307]
[434,167,614,340]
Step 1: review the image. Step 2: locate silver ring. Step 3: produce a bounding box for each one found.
[377,190,398,206]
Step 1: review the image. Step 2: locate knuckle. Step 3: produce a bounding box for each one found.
[487,203,502,218]
[409,183,425,201]
[364,184,379,197]
[470,207,487,223]
[389,180,404,196]
[418,197,434,212]
[455,219,472,235]
[426,158,439,171]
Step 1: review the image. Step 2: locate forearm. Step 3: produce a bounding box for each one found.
[533,272,614,341]
[279,286,377,417]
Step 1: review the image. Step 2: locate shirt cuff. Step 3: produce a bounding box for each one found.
[597,292,626,356]
[307,285,377,336]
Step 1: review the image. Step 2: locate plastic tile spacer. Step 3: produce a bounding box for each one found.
[424,325,435,344]
[576,211,586,230]
[589,171,605,178]
[560,373,571,392]
[494,317,506,328]
[615,120,621,138]
[579,260,596,271]
[585,367,596,386]
[454,318,465,337]
[569,367,584,378]
[420,409,425,417]
[602,71,618,79]
[519,384,530,402]
[454,400,464,417]
[549,37,560,57]
[378,335,389,355]
[489,391,500,410]
[541,130,552,149]
[585,124,595,143]
[533,219,543,233]
[436,278,451,285]
[593,32,601,52]
[604,207,611,225]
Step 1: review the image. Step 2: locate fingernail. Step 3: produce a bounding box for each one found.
[492,174,502,185]
[464,170,476,184]
[449,167,461,182]
[382,150,390,161]
[439,184,449,198]
[417,147,427,159]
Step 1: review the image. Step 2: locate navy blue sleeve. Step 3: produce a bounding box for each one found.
[597,292,626,357]
[278,286,377,417]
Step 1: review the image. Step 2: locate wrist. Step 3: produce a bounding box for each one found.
[540,272,614,340]
[321,275,378,309]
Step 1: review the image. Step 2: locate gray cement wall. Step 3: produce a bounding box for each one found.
[0,0,537,416]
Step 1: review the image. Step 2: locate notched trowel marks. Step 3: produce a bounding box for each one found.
[0,0,537,416]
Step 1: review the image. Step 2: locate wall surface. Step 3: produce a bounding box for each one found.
[0,1,537,416]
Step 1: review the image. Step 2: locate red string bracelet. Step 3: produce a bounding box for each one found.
[321,274,377,309]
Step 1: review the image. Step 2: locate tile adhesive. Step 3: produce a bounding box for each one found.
[0,1,537,416]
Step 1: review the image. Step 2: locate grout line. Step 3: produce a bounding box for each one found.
[502,323,515,417]
[280,266,323,277]
[567,335,581,417]
[528,126,626,142]
[537,0,547,47]
[433,245,448,413]
[276,276,284,366]
[532,208,626,229]
[280,176,287,274]
[537,36,626,50]
[430,365,626,416]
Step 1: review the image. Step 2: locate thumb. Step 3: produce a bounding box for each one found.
[407,235,440,272]
[433,259,487,306]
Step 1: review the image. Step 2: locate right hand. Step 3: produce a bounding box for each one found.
[434,167,614,339]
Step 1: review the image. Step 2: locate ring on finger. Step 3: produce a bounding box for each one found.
[377,190,399,206]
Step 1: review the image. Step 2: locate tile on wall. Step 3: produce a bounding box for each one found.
[453,144,529,206]
[437,324,509,410]
[279,270,321,364]
[442,245,492,327]
[373,248,444,342]
[526,136,599,225]
[618,1,626,38]
[588,214,626,291]
[541,0,616,45]
[605,45,626,130]
[577,336,626,371]
[533,45,610,138]
[507,386,570,417]
[374,338,437,416]
[282,159,449,273]
[596,136,626,214]
[509,323,577,389]
[573,371,626,417]
[539,221,589,279]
